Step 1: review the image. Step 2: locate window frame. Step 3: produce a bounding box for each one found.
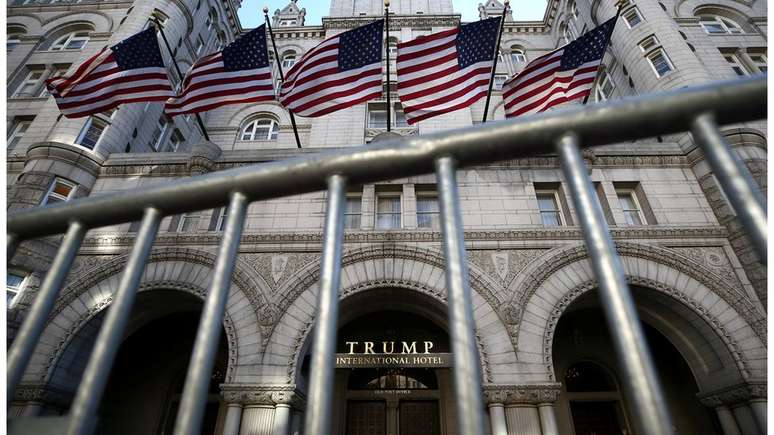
[7,271,28,309]
[615,188,646,226]
[367,102,408,129]
[416,191,440,229]
[699,15,743,34]
[638,35,659,52]
[375,191,403,230]
[50,31,90,51]
[240,117,280,141]
[510,47,527,64]
[723,52,749,76]
[176,212,201,232]
[645,48,674,78]
[594,68,615,102]
[622,7,643,29]
[75,116,107,150]
[281,52,297,70]
[14,69,44,98]
[535,189,565,227]
[8,118,33,149]
[344,194,362,230]
[42,177,77,206]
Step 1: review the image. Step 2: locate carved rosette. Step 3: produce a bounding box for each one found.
[483,383,562,405]
[698,382,767,407]
[220,384,306,408]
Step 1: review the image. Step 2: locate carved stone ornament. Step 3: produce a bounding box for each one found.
[220,384,306,408]
[271,255,290,283]
[698,382,767,407]
[483,383,562,405]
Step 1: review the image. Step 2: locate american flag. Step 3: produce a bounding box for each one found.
[165,25,274,116]
[279,20,383,117]
[396,17,501,125]
[503,16,617,118]
[47,28,174,118]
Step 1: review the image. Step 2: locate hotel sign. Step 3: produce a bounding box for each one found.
[335,341,452,368]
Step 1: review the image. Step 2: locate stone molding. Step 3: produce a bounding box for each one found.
[220,384,306,408]
[79,226,729,248]
[39,281,240,386]
[512,242,766,353]
[540,277,750,382]
[26,142,104,177]
[483,383,562,405]
[698,382,767,407]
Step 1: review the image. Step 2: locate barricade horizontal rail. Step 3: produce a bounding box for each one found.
[6,75,767,435]
[7,75,765,240]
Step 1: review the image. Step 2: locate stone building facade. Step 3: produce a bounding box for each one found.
[5,0,768,433]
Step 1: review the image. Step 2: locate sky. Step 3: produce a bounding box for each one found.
[238,0,548,29]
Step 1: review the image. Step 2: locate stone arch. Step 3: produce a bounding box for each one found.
[515,243,766,388]
[263,244,518,386]
[42,13,110,34]
[7,14,44,35]
[675,0,756,19]
[21,247,268,389]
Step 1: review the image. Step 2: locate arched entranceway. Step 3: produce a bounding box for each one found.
[551,289,722,435]
[48,289,228,435]
[297,288,456,435]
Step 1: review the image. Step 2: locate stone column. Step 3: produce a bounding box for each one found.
[240,404,275,435]
[748,399,766,434]
[699,382,767,435]
[488,403,507,435]
[222,403,244,435]
[537,403,559,435]
[483,383,561,435]
[220,384,307,435]
[274,404,292,435]
[714,405,742,435]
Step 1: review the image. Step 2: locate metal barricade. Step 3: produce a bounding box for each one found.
[6,76,767,435]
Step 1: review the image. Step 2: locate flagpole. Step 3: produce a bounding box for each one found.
[481,0,509,123]
[264,7,303,149]
[152,19,211,142]
[581,4,622,105]
[385,0,391,132]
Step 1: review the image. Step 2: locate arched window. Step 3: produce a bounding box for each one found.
[7,25,26,50]
[699,15,743,34]
[206,7,218,31]
[510,46,527,63]
[281,51,297,69]
[50,31,90,51]
[241,116,279,141]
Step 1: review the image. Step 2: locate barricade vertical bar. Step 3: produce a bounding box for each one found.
[7,222,86,402]
[66,207,162,435]
[7,233,19,261]
[303,174,346,435]
[174,192,249,435]
[435,156,486,435]
[556,134,674,435]
[691,112,767,264]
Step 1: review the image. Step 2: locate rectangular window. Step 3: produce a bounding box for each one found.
[177,213,200,232]
[149,116,170,151]
[368,103,408,129]
[166,129,185,152]
[7,272,27,307]
[416,189,440,229]
[75,117,106,149]
[646,49,674,77]
[723,53,749,76]
[747,50,767,73]
[616,189,645,225]
[196,35,205,54]
[376,191,402,229]
[594,69,615,101]
[344,195,362,229]
[536,190,564,226]
[42,177,77,205]
[14,69,44,98]
[622,7,643,28]
[638,35,659,52]
[8,117,33,149]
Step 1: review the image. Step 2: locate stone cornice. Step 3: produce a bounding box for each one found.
[698,382,767,407]
[79,226,729,248]
[26,142,105,176]
[322,15,461,30]
[220,384,305,407]
[483,383,562,405]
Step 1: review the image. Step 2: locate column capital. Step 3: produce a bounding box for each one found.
[698,381,767,407]
[483,383,562,405]
[220,383,306,408]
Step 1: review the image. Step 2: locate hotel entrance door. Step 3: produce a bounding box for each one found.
[346,399,440,435]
